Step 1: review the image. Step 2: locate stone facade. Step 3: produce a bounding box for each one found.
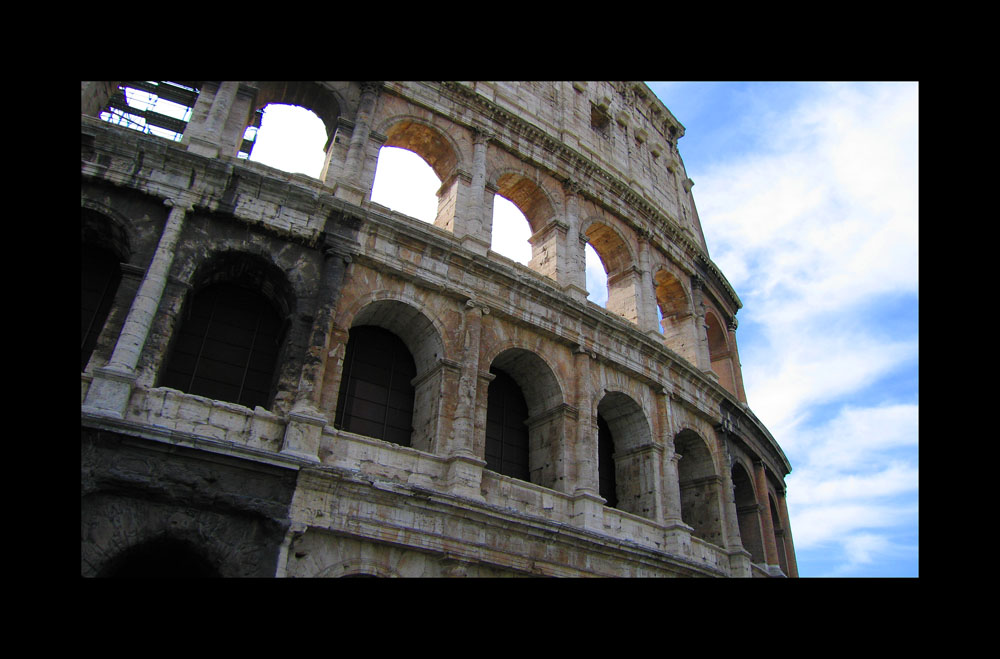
[81,81,797,577]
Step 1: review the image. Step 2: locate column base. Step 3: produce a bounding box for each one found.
[81,365,137,419]
[280,409,327,461]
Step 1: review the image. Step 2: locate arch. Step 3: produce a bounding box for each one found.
[585,220,640,323]
[253,81,343,151]
[486,348,566,488]
[493,170,556,234]
[674,429,724,545]
[334,325,417,447]
[705,310,737,395]
[654,268,698,363]
[333,299,445,451]
[158,250,295,411]
[597,391,656,518]
[381,117,461,183]
[373,117,464,232]
[81,203,132,264]
[97,536,220,578]
[653,268,690,326]
[731,461,766,564]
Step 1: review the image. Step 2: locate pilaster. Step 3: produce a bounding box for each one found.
[184,81,240,158]
[754,459,782,573]
[82,197,192,418]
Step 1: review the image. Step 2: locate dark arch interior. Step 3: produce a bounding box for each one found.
[597,413,617,508]
[334,325,417,447]
[99,537,219,578]
[485,368,530,481]
[81,244,122,370]
[159,281,284,409]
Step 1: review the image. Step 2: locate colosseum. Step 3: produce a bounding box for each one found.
[81,81,798,577]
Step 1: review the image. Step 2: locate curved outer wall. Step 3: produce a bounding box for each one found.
[81,81,797,577]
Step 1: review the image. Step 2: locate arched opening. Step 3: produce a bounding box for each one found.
[371,146,440,223]
[597,392,656,519]
[490,195,532,264]
[485,367,530,481]
[159,252,293,411]
[674,429,724,546]
[654,269,696,363]
[373,120,459,231]
[585,243,609,307]
[245,104,328,178]
[597,413,617,508]
[493,173,561,280]
[585,222,638,323]
[486,348,565,488]
[334,325,417,448]
[705,312,736,394]
[732,463,765,564]
[332,299,444,452]
[98,537,219,578]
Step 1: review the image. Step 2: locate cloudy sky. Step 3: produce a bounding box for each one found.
[244,82,919,578]
[646,82,919,577]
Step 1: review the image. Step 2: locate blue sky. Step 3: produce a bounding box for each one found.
[647,82,919,577]
[242,82,919,578]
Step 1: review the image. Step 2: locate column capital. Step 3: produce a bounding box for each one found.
[464,298,490,315]
[472,126,495,144]
[562,178,584,197]
[163,196,194,213]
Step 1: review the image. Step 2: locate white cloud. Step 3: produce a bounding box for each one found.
[692,83,918,437]
[684,84,919,576]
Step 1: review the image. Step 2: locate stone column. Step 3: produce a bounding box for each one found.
[570,344,604,532]
[185,81,240,158]
[83,197,192,418]
[754,459,781,571]
[690,275,712,373]
[456,127,493,254]
[343,82,380,186]
[444,299,489,500]
[561,180,589,302]
[450,299,488,456]
[775,487,799,577]
[657,389,684,526]
[727,317,748,404]
[281,242,352,462]
[636,231,659,337]
[715,426,745,554]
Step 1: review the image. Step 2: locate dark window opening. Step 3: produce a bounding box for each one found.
[334,325,416,447]
[485,368,530,481]
[597,413,618,508]
[590,103,611,137]
[159,282,283,410]
[81,245,122,370]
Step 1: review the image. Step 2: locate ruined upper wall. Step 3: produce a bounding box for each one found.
[443,82,704,251]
